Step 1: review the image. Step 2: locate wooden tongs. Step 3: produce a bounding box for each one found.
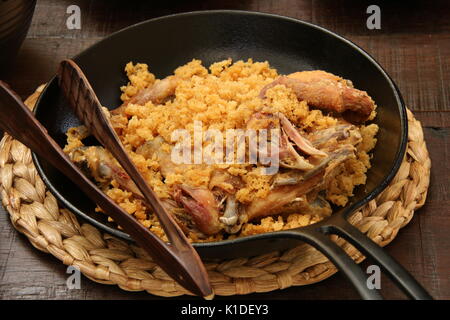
[0,59,213,298]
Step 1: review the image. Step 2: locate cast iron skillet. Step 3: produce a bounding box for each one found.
[32,11,431,299]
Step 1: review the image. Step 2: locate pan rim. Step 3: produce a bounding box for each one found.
[32,9,408,249]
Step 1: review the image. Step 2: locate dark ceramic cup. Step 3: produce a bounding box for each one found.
[0,0,37,73]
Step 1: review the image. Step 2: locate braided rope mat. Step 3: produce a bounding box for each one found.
[0,85,431,297]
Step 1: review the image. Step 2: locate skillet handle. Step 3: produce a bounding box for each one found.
[325,214,432,300]
[286,228,382,299]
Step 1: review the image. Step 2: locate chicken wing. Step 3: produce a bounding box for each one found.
[260,70,375,122]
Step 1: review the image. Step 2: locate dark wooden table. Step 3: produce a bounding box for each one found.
[1,0,449,300]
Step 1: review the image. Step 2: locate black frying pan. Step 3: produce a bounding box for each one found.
[32,11,431,299]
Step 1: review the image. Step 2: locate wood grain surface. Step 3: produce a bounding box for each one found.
[0,0,449,300]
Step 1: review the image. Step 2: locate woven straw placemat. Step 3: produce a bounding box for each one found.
[0,85,431,297]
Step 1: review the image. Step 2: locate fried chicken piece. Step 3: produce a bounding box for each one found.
[209,170,245,193]
[307,123,362,149]
[260,70,375,123]
[277,112,327,157]
[244,173,324,221]
[135,136,192,177]
[173,185,223,235]
[68,146,195,235]
[244,143,355,221]
[245,112,320,170]
[278,133,314,170]
[112,75,180,115]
